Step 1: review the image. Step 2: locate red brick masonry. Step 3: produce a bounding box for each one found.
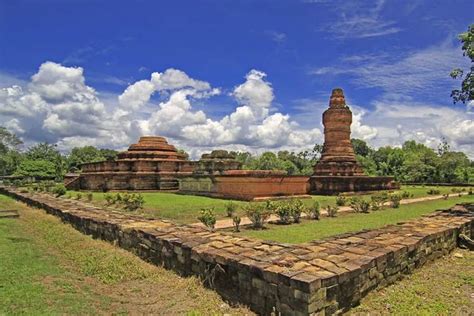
[2,187,472,315]
[179,170,310,201]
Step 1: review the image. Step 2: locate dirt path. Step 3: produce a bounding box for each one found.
[192,192,469,230]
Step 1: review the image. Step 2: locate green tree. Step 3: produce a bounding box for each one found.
[0,127,23,176]
[67,146,118,171]
[351,138,371,157]
[0,127,22,154]
[14,160,56,178]
[438,151,470,183]
[26,143,65,178]
[450,24,473,104]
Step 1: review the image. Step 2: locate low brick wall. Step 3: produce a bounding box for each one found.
[1,187,473,315]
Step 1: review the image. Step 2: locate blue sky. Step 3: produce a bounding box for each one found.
[0,0,473,158]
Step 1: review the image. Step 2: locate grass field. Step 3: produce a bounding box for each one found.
[240,195,474,243]
[67,185,470,223]
[0,195,251,315]
[351,249,474,314]
[1,192,473,314]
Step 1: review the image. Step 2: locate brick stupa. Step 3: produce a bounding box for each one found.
[117,136,187,161]
[313,88,365,176]
[67,136,195,191]
[310,88,399,194]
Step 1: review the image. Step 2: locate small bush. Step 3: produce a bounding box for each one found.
[390,194,401,208]
[468,189,473,195]
[350,197,370,213]
[19,188,29,193]
[289,199,304,223]
[401,191,411,199]
[224,201,238,217]
[51,184,67,197]
[326,205,338,217]
[65,192,72,199]
[232,215,241,232]
[244,203,271,229]
[370,193,388,211]
[122,193,145,212]
[75,192,83,200]
[198,208,216,231]
[427,189,441,195]
[307,201,321,220]
[86,192,93,202]
[113,193,123,204]
[274,201,292,224]
[12,179,22,187]
[335,195,346,206]
[451,188,460,193]
[104,193,114,205]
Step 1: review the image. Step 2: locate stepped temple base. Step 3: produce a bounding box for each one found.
[310,175,399,195]
[179,170,310,201]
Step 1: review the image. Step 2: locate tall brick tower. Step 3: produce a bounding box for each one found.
[310,88,398,194]
[313,88,365,176]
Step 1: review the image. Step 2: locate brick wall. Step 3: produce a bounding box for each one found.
[1,187,472,315]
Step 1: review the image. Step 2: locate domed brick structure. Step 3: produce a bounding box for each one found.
[68,136,196,191]
[310,88,399,194]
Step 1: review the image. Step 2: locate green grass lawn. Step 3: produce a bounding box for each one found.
[66,185,469,223]
[0,195,251,315]
[351,249,474,314]
[240,195,474,244]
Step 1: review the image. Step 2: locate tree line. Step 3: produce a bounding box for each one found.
[1,126,472,183]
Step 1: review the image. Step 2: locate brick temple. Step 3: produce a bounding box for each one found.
[310,88,398,194]
[68,88,397,197]
[67,136,195,191]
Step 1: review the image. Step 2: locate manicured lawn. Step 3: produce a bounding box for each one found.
[352,249,474,314]
[65,185,469,223]
[240,195,474,244]
[0,195,251,315]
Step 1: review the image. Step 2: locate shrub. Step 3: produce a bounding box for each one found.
[427,189,441,195]
[224,201,238,217]
[390,194,401,208]
[350,197,370,213]
[104,193,114,205]
[122,193,145,212]
[51,184,67,197]
[451,188,460,193]
[335,195,346,206]
[75,192,83,200]
[469,188,473,195]
[274,201,292,224]
[326,205,338,217]
[86,192,93,202]
[289,199,304,223]
[370,193,388,211]
[244,203,271,229]
[65,192,72,199]
[198,208,216,231]
[307,201,321,220]
[232,215,241,232]
[401,191,411,199]
[12,179,22,187]
[113,193,123,204]
[20,188,29,193]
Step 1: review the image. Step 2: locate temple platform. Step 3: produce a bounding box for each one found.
[179,170,311,201]
[310,175,400,195]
